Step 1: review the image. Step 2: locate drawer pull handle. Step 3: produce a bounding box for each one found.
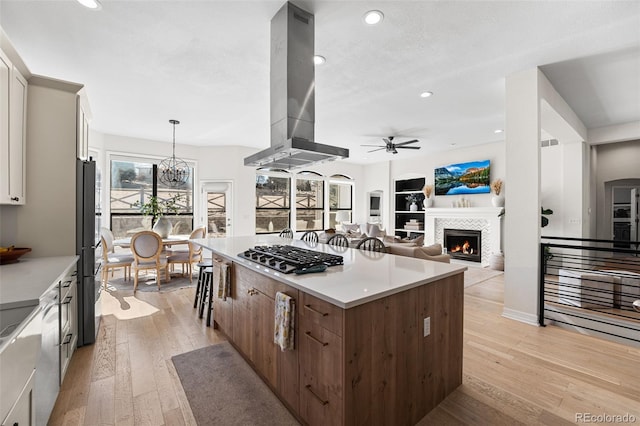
[10,196,19,202]
[61,333,72,345]
[62,280,73,288]
[62,295,73,305]
[304,304,328,317]
[305,385,329,406]
[304,331,328,347]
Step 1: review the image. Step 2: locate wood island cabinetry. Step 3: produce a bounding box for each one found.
[213,259,463,425]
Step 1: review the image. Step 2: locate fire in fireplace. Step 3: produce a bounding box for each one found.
[444,229,481,263]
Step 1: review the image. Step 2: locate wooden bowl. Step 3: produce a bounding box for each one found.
[0,247,32,265]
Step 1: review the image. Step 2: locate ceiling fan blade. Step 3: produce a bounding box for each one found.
[360,144,385,147]
[397,146,421,150]
[394,139,419,147]
[367,147,387,153]
[383,137,392,145]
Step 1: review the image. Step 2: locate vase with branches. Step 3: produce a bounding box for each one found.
[490,179,504,207]
[422,184,434,208]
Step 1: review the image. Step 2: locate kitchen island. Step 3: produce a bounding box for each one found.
[192,235,466,425]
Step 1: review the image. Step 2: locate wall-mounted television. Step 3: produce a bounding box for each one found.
[435,159,491,195]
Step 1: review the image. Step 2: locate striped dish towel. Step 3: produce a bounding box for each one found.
[214,259,231,301]
[274,292,295,351]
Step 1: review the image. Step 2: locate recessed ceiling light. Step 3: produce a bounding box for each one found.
[313,55,326,65]
[494,129,504,134]
[420,91,433,98]
[76,0,101,9]
[363,10,384,25]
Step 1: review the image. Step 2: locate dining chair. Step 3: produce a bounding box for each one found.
[101,227,132,255]
[356,237,387,253]
[167,227,206,282]
[279,228,294,238]
[326,233,349,248]
[300,230,319,243]
[99,235,134,289]
[130,231,169,291]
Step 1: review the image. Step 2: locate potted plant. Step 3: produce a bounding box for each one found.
[133,194,182,237]
[490,179,504,207]
[422,184,434,208]
[541,206,554,273]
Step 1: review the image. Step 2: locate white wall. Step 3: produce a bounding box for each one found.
[390,142,506,207]
[540,141,589,239]
[593,139,640,240]
[503,68,588,326]
[0,81,79,256]
[91,132,365,237]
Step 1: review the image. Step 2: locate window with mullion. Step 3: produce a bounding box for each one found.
[295,174,324,231]
[255,172,291,234]
[329,178,353,229]
[109,159,194,238]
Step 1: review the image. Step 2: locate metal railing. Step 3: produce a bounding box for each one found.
[539,236,640,344]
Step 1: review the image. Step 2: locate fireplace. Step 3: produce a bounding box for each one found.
[444,229,481,263]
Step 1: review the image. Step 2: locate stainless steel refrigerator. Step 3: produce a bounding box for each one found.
[76,158,102,346]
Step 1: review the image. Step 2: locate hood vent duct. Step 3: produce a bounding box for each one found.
[244,2,349,169]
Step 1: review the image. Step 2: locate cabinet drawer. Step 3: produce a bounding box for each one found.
[299,321,343,396]
[59,278,75,334]
[300,292,343,337]
[235,264,294,299]
[299,369,343,426]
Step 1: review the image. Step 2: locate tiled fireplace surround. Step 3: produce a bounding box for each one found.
[424,207,503,267]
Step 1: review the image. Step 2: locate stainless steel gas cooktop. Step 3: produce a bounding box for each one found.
[238,245,343,274]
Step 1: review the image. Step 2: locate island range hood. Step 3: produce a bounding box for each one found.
[244,2,349,169]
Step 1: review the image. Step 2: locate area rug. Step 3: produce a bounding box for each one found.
[172,342,300,426]
[464,266,503,288]
[105,272,197,293]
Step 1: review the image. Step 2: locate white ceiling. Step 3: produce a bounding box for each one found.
[1,0,639,164]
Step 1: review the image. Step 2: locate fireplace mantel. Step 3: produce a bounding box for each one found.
[424,207,504,219]
[424,207,503,266]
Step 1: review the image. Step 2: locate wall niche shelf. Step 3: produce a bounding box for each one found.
[394,177,426,239]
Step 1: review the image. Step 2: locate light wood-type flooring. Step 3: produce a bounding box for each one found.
[49,272,640,425]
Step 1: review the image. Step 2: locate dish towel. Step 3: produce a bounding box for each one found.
[214,259,231,301]
[274,291,296,351]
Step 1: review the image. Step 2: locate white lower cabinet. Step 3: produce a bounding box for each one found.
[2,369,35,426]
[59,275,77,382]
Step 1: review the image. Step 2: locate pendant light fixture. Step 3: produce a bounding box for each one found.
[159,119,190,187]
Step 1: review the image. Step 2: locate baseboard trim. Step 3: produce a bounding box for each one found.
[502,308,540,326]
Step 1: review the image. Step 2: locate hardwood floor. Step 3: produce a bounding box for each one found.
[49,273,640,425]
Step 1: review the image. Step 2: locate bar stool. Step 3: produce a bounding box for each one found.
[199,268,214,322]
[193,261,213,308]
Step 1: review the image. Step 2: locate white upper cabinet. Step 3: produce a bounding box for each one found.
[0,48,27,205]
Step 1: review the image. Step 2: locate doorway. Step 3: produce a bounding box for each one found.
[612,186,639,249]
[201,181,232,238]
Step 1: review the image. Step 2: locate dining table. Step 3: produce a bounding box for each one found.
[113,234,191,250]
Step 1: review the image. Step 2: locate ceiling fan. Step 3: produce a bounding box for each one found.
[361,136,421,154]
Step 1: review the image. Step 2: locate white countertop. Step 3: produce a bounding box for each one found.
[0,256,78,309]
[192,236,466,309]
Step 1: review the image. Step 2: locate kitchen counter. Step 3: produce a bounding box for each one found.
[0,256,78,310]
[194,235,466,425]
[192,235,466,309]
